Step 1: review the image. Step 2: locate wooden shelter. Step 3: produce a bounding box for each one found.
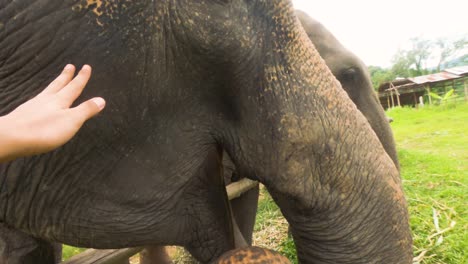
[378,66,468,109]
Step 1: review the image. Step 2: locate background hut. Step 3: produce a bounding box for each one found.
[378,65,468,109]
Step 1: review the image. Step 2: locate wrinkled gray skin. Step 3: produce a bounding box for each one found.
[224,10,401,252]
[0,1,412,263]
[45,10,404,263]
[296,10,399,168]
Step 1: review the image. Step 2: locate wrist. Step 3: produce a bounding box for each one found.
[0,114,23,162]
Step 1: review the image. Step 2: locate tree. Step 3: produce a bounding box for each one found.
[389,37,433,78]
[369,36,467,93]
[436,38,453,71]
[406,37,432,76]
[368,66,395,91]
[391,49,412,78]
[435,36,468,70]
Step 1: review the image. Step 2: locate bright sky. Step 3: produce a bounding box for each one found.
[292,0,468,67]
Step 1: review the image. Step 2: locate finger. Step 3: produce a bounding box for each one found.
[57,65,92,107]
[40,64,76,95]
[70,97,106,125]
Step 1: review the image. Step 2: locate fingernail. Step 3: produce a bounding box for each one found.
[82,64,91,71]
[92,97,106,110]
[64,64,74,71]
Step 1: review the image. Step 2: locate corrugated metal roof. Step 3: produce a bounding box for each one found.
[377,78,413,92]
[444,65,468,76]
[408,72,461,85]
[378,65,468,95]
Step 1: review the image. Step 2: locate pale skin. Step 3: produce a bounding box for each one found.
[0,64,105,162]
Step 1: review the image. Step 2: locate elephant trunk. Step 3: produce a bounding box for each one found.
[227,2,412,262]
[353,81,400,169]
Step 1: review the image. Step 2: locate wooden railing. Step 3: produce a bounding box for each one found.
[61,179,259,264]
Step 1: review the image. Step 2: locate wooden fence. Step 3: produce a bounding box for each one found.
[61,179,259,264]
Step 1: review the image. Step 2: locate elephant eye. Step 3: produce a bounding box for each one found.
[339,67,358,81]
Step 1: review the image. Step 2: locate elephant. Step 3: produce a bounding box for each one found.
[0,1,412,263]
[225,9,401,253]
[28,10,403,263]
[295,10,399,168]
[40,10,404,263]
[54,10,404,263]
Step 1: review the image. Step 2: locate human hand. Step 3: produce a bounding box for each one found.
[0,64,105,162]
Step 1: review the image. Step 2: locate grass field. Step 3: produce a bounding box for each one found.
[388,103,467,264]
[255,103,468,264]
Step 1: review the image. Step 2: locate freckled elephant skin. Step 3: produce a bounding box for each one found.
[295,10,399,169]
[0,1,412,264]
[227,10,400,252]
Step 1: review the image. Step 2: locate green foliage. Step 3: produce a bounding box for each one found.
[390,37,434,78]
[429,92,443,100]
[407,37,433,76]
[254,188,299,263]
[254,188,290,254]
[368,36,467,90]
[280,237,298,264]
[429,89,457,106]
[391,48,413,78]
[368,65,395,91]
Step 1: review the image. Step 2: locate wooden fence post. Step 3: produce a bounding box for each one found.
[426,85,432,105]
[396,89,401,107]
[390,90,395,108]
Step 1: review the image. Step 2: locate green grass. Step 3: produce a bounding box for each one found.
[388,104,467,264]
[268,103,468,263]
[62,246,85,261]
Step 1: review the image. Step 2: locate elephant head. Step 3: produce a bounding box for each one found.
[296,10,399,169]
[0,0,412,263]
